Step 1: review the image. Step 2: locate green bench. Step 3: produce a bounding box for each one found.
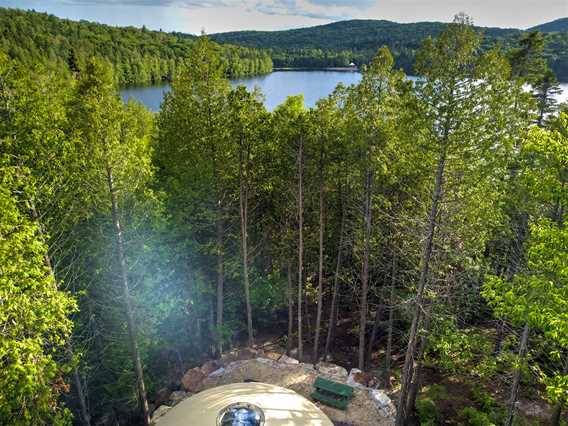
[310,377,354,410]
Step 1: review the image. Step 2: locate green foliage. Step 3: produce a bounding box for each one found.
[416,397,440,425]
[0,7,272,86]
[459,407,496,426]
[0,163,76,425]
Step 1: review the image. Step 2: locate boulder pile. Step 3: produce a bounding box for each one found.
[150,347,396,426]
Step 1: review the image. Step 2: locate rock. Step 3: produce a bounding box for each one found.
[181,368,205,392]
[224,360,247,373]
[263,351,282,361]
[369,389,396,418]
[316,362,348,379]
[519,400,548,418]
[208,367,226,378]
[301,363,315,371]
[347,368,366,389]
[154,387,171,407]
[237,348,258,360]
[168,390,188,406]
[201,360,221,376]
[347,368,378,388]
[279,354,300,365]
[150,405,171,424]
[219,350,239,366]
[256,357,279,368]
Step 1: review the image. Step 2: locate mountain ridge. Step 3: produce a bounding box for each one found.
[529,17,568,33]
[210,18,568,81]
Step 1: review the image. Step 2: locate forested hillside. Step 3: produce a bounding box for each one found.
[1,15,567,426]
[211,19,568,80]
[530,17,568,33]
[0,7,273,85]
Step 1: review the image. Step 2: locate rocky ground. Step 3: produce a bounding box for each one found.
[150,346,396,426]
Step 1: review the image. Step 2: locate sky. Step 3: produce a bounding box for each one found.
[1,0,567,34]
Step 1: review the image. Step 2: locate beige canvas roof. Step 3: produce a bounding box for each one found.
[157,382,334,426]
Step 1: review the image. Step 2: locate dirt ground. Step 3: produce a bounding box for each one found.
[201,358,395,426]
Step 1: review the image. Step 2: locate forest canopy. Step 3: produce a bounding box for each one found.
[0,7,273,86]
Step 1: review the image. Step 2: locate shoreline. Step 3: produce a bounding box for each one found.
[274,66,360,72]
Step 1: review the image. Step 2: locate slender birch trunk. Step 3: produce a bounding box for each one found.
[313,140,325,362]
[297,134,304,362]
[385,253,396,387]
[239,149,254,347]
[324,186,345,360]
[358,167,373,370]
[287,260,294,356]
[216,200,225,354]
[106,166,150,426]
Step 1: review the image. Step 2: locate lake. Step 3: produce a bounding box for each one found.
[120,70,568,112]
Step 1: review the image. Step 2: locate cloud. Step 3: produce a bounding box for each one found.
[63,0,232,7]
[62,0,363,20]
[253,0,350,20]
[307,0,374,8]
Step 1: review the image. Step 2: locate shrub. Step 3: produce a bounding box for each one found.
[458,407,495,426]
[416,397,439,425]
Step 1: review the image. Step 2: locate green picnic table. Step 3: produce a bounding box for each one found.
[310,376,354,410]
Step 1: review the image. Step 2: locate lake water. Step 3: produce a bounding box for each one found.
[120,70,568,112]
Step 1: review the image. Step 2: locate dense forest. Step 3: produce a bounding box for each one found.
[1,13,567,426]
[0,7,273,86]
[210,19,568,81]
[530,18,568,33]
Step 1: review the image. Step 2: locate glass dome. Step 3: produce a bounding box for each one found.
[217,402,265,426]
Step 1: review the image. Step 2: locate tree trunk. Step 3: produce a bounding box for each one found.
[313,143,325,362]
[324,187,346,361]
[493,319,506,355]
[30,201,92,426]
[551,354,568,426]
[385,253,396,388]
[505,324,530,426]
[287,260,294,356]
[297,135,304,362]
[239,152,254,347]
[106,166,150,426]
[72,363,91,426]
[305,294,312,337]
[216,200,225,354]
[406,312,432,417]
[358,167,373,370]
[366,301,383,369]
[396,145,446,426]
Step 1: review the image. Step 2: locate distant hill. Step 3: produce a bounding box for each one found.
[211,19,568,81]
[0,7,272,86]
[529,17,568,33]
[212,19,520,52]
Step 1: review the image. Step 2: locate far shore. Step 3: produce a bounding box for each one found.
[273,66,360,72]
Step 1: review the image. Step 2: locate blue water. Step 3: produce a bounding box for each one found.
[121,70,568,113]
[120,70,362,112]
